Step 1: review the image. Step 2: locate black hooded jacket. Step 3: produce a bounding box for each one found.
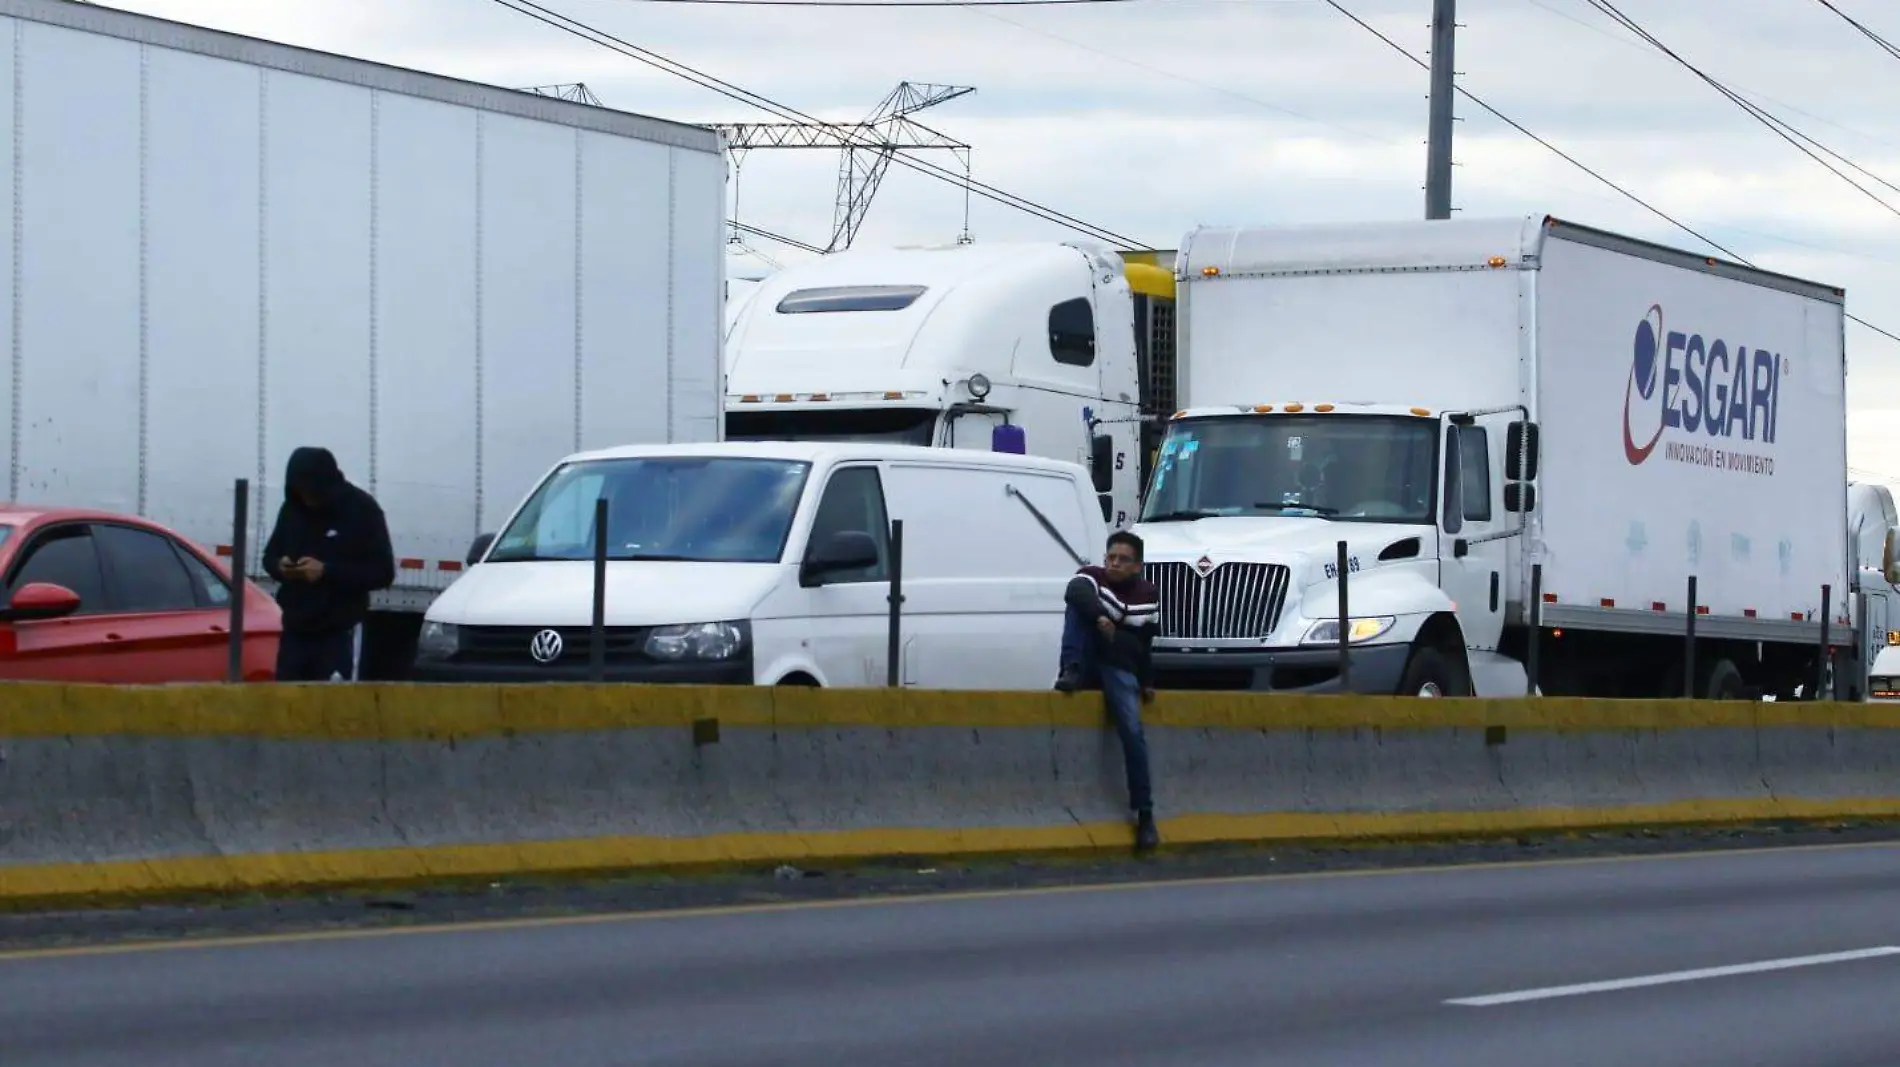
[262,447,396,634]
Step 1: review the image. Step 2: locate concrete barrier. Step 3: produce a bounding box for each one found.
[3,682,1900,907]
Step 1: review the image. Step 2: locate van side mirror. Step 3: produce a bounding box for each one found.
[1504,482,1537,513]
[1090,434,1115,493]
[801,530,881,587]
[0,581,82,623]
[1506,420,1540,481]
[466,532,497,567]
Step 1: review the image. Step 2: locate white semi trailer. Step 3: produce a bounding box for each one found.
[0,0,728,676]
[1137,215,1856,700]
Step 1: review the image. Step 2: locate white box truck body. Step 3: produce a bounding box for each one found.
[0,0,727,675]
[1141,215,1851,699]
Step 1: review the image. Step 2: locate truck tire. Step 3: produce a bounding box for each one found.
[1704,658,1745,701]
[1396,645,1468,698]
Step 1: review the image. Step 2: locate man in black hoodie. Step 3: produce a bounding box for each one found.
[262,447,396,681]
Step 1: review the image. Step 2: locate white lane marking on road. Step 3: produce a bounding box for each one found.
[1447,947,1900,1007]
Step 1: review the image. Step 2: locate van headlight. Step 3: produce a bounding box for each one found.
[1301,615,1396,646]
[417,620,460,660]
[645,620,749,661]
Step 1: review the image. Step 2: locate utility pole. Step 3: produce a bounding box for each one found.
[1423,0,1456,220]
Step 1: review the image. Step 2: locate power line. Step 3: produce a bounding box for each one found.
[730,220,828,254]
[1322,0,1900,348]
[489,0,1149,248]
[1813,0,1900,59]
[1577,0,1900,221]
[971,4,1396,143]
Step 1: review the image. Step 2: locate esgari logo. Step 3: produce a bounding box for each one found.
[1621,303,1785,477]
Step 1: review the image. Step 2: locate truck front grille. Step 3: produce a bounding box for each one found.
[1145,562,1291,641]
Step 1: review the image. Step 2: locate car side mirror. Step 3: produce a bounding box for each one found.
[800,530,881,587]
[466,532,497,568]
[0,581,82,623]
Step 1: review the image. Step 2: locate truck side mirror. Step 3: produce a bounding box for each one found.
[1506,420,1540,481]
[991,423,1026,454]
[1885,528,1900,585]
[1504,482,1537,513]
[1090,434,1114,494]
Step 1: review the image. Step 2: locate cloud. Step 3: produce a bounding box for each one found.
[90,0,1900,470]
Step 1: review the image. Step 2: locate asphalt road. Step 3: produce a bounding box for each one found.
[3,842,1898,1067]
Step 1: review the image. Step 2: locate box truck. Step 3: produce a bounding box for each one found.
[722,241,1178,530]
[1137,215,1856,699]
[0,0,727,676]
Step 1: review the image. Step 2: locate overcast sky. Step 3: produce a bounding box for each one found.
[107,0,1900,478]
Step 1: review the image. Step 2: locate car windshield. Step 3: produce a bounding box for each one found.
[487,457,811,564]
[1141,414,1439,524]
[726,407,936,446]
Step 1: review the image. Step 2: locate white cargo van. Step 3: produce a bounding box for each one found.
[412,441,1104,687]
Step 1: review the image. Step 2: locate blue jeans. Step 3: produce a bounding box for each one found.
[1060,607,1154,814]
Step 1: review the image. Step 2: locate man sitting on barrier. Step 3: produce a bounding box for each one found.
[1054,530,1161,853]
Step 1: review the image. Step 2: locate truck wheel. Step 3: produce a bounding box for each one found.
[1396,646,1468,698]
[1704,658,1745,701]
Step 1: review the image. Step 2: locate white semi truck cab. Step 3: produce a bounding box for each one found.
[723,241,1154,527]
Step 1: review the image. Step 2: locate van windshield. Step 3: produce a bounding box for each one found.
[727,407,936,446]
[487,457,811,564]
[1142,414,1438,524]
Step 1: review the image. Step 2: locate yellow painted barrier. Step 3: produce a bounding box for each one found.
[5,681,1899,739]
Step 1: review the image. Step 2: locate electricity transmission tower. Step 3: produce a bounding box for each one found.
[714,81,976,252]
[524,83,604,106]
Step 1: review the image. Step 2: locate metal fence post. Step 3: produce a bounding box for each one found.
[887,519,905,688]
[591,497,608,683]
[1684,574,1698,699]
[227,478,249,683]
[1336,540,1350,692]
[1526,562,1542,696]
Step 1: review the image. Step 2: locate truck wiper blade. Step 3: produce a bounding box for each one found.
[1141,510,1219,522]
[1255,502,1339,517]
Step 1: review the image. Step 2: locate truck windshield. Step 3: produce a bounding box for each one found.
[1141,415,1438,524]
[727,407,935,446]
[487,457,811,564]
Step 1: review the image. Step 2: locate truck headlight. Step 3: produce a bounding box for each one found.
[417,620,460,660]
[645,621,749,661]
[1301,615,1396,646]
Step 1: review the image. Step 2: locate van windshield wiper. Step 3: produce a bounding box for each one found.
[1140,509,1220,522]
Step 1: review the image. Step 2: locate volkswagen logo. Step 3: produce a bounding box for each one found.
[528,629,565,664]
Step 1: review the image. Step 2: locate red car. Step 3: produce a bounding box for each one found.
[0,505,281,683]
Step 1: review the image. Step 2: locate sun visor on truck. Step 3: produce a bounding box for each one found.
[992,424,1027,454]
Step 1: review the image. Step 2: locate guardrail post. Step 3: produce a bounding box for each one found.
[227,477,248,683]
[1684,574,1697,699]
[887,519,905,688]
[591,496,607,683]
[1526,562,1542,696]
[1336,539,1350,692]
[1816,582,1832,701]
